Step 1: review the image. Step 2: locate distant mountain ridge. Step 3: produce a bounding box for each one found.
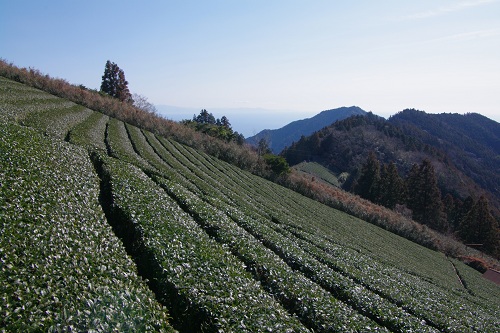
[388,109,500,199]
[246,106,366,153]
[281,109,500,216]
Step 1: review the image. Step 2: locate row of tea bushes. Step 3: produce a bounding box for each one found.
[0,76,75,124]
[3,75,499,332]
[201,157,500,332]
[67,111,109,151]
[151,173,386,332]
[105,117,152,171]
[282,226,500,332]
[127,131,436,332]
[95,152,308,332]
[128,129,500,332]
[20,103,93,140]
[0,122,174,332]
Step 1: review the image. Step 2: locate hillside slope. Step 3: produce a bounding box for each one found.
[282,112,500,216]
[388,109,500,200]
[246,106,366,153]
[2,77,500,332]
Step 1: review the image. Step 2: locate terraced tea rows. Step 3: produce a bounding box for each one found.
[0,123,173,332]
[2,76,500,332]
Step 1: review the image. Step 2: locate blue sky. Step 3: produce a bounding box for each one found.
[1,0,499,135]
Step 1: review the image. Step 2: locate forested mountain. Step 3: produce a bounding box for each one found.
[246,106,366,153]
[387,109,500,200]
[281,111,500,256]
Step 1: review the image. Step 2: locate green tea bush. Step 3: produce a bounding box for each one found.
[138,133,500,332]
[0,123,174,332]
[67,111,109,151]
[106,118,152,170]
[20,103,93,139]
[97,154,307,332]
[152,173,388,332]
[2,74,500,332]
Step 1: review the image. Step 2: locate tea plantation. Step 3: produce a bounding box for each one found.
[1,76,499,332]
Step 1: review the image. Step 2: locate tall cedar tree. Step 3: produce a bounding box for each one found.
[459,196,500,256]
[354,152,380,202]
[406,159,447,232]
[100,60,133,103]
[378,162,406,209]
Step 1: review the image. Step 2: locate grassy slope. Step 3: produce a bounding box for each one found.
[1,76,500,332]
[293,161,342,187]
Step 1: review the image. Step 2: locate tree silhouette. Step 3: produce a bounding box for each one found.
[220,116,231,129]
[378,162,406,209]
[459,195,500,256]
[194,109,216,124]
[100,60,133,103]
[354,152,380,202]
[406,159,447,231]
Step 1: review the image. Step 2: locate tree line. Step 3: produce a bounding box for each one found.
[354,152,500,257]
[181,109,245,145]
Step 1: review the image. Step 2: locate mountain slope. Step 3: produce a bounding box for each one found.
[282,111,499,201]
[246,106,366,153]
[388,109,500,199]
[2,76,500,332]
[282,111,500,255]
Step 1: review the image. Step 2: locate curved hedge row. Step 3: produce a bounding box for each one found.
[0,123,174,332]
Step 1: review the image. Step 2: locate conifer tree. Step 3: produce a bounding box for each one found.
[455,196,474,228]
[406,159,447,231]
[220,116,231,129]
[195,109,216,124]
[459,195,500,256]
[116,68,132,103]
[355,152,380,202]
[378,161,406,209]
[100,60,133,103]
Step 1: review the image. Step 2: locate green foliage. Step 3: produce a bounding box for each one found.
[67,111,109,151]
[126,122,500,331]
[293,161,341,187]
[0,123,173,332]
[354,151,381,202]
[459,196,500,256]
[262,153,290,176]
[183,109,245,144]
[378,162,406,209]
[96,153,306,332]
[406,159,447,231]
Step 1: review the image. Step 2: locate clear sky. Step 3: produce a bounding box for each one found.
[1,0,499,135]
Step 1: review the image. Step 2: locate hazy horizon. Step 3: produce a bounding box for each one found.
[156,104,499,138]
